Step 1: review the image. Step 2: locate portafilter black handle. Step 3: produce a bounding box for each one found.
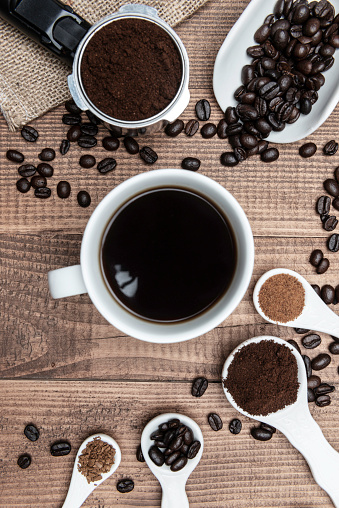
[0,0,91,65]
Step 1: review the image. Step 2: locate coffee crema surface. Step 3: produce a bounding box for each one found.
[101,188,237,322]
[80,18,182,121]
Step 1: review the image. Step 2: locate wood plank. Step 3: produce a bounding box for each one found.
[1,234,339,381]
[0,380,335,508]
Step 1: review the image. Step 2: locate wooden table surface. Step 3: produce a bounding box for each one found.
[1,0,339,506]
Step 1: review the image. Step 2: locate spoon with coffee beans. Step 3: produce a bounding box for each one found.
[141,413,203,508]
[62,433,121,508]
[253,268,339,339]
[222,336,339,507]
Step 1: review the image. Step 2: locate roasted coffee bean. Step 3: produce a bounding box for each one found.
[18,164,36,177]
[17,454,31,469]
[287,339,301,354]
[314,383,335,395]
[225,107,238,124]
[60,139,70,155]
[220,152,239,167]
[251,427,272,441]
[260,422,276,434]
[7,150,24,163]
[302,333,321,349]
[38,148,55,161]
[57,181,71,199]
[149,445,165,466]
[328,234,339,253]
[62,113,81,125]
[65,99,81,115]
[226,122,243,136]
[97,158,117,174]
[229,418,242,434]
[261,147,279,162]
[37,163,53,178]
[255,118,271,136]
[302,354,312,377]
[316,196,331,215]
[254,24,271,43]
[159,422,169,433]
[102,136,119,151]
[299,142,317,158]
[259,82,280,100]
[168,418,180,429]
[229,135,242,148]
[315,394,331,407]
[234,85,246,101]
[333,198,339,211]
[187,440,201,459]
[140,146,158,164]
[324,179,339,197]
[136,445,145,462]
[241,66,256,86]
[240,133,258,149]
[329,342,339,354]
[257,140,269,153]
[201,123,217,139]
[247,45,265,58]
[295,328,310,334]
[31,175,47,189]
[234,147,248,161]
[308,387,316,402]
[324,140,339,155]
[308,375,321,389]
[24,424,39,441]
[329,33,339,48]
[323,215,338,232]
[171,455,188,472]
[79,154,96,169]
[195,99,211,121]
[165,450,181,465]
[35,187,51,199]
[81,122,98,136]
[154,439,167,448]
[67,125,82,142]
[208,413,223,431]
[321,284,335,304]
[236,104,259,121]
[50,441,71,456]
[310,249,323,267]
[77,190,91,208]
[116,479,134,493]
[165,119,184,137]
[217,119,228,139]
[78,135,97,148]
[312,353,331,371]
[86,110,102,125]
[317,257,330,274]
[16,178,31,194]
[123,136,139,154]
[185,119,199,136]
[181,157,201,171]
[151,430,164,441]
[169,435,184,451]
[311,284,321,297]
[21,125,39,142]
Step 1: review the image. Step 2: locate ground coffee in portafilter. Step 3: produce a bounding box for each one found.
[224,340,299,416]
[101,188,237,322]
[81,18,182,121]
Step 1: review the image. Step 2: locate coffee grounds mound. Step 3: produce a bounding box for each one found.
[81,18,182,121]
[224,340,299,416]
[77,437,116,483]
[258,274,305,323]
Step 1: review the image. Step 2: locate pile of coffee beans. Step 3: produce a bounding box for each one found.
[148,418,201,472]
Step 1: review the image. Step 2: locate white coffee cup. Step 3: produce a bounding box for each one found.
[48,169,254,343]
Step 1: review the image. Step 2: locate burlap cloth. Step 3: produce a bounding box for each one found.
[0,0,209,131]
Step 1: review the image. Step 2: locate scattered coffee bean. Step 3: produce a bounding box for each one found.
[311,353,331,371]
[333,197,339,211]
[323,215,338,231]
[139,146,158,164]
[260,422,276,434]
[31,175,47,189]
[149,445,165,466]
[67,125,82,142]
[65,99,81,115]
[60,139,70,155]
[136,445,145,462]
[307,375,321,389]
[7,149,24,163]
[79,154,96,168]
[260,147,279,162]
[287,339,301,354]
[185,119,199,136]
[321,284,335,304]
[208,413,223,431]
[294,328,310,334]
[77,190,91,208]
[16,178,31,193]
[217,119,228,139]
[18,164,36,177]
[311,284,321,297]
[50,441,71,456]
[323,139,338,155]
[81,123,98,136]
[316,196,331,215]
[302,354,312,378]
[317,257,329,274]
[251,427,272,441]
[123,136,139,154]
[328,234,339,252]
[220,151,239,167]
[24,424,39,442]
[38,148,55,161]
[181,157,201,171]
[116,479,134,493]
[187,440,201,459]
[308,387,316,402]
[229,418,242,434]
[78,135,97,148]
[192,377,208,397]
[102,136,120,151]
[329,342,339,354]
[165,119,184,137]
[315,394,331,407]
[37,163,53,178]
[21,125,39,142]
[201,123,217,138]
[86,110,102,125]
[314,383,335,395]
[17,454,31,469]
[195,99,211,121]
[309,249,323,266]
[302,333,321,349]
[35,187,51,199]
[97,158,117,174]
[324,179,339,197]
[299,142,317,158]
[62,113,81,125]
[57,181,71,199]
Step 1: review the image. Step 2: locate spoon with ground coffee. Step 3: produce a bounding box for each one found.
[62,433,121,508]
[222,336,339,507]
[253,268,339,338]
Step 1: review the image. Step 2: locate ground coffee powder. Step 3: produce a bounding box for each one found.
[81,18,182,121]
[258,274,305,323]
[224,340,299,416]
[77,437,116,483]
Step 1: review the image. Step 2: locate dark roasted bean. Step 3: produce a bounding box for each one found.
[16,178,31,193]
[65,99,81,115]
[260,422,276,434]
[315,394,331,407]
[183,428,194,446]
[81,123,98,136]
[324,179,339,197]
[312,353,331,371]
[217,119,228,139]
[31,175,47,189]
[60,139,70,155]
[302,354,312,377]
[257,140,269,154]
[321,284,335,304]
[299,142,317,158]
[236,104,259,121]
[140,146,158,164]
[187,440,201,459]
[316,196,331,215]
[311,284,321,297]
[317,257,330,274]
[62,113,81,125]
[329,342,339,354]
[234,85,246,101]
[57,181,71,199]
[150,429,164,441]
[86,110,102,125]
[165,119,184,137]
[323,216,338,232]
[37,163,53,178]
[254,24,271,43]
[79,155,96,169]
[50,441,71,456]
[7,150,24,163]
[288,339,301,354]
[17,454,31,469]
[97,158,117,174]
[201,123,217,139]
[136,445,145,462]
[226,122,243,136]
[295,328,310,334]
[308,375,321,389]
[38,148,55,161]
[192,377,208,397]
[181,157,201,171]
[21,125,39,142]
[24,424,39,441]
[240,133,258,149]
[195,99,211,121]
[229,418,242,434]
[171,455,188,472]
[67,125,82,142]
[308,387,316,402]
[234,147,248,161]
[18,164,36,177]
[251,427,272,441]
[324,140,339,155]
[77,190,91,208]
[261,147,279,162]
[35,187,51,199]
[314,383,335,395]
[208,413,223,431]
[185,119,199,136]
[123,136,139,154]
[220,152,239,167]
[149,445,165,466]
[310,249,323,266]
[102,136,120,151]
[78,135,97,148]
[225,107,238,125]
[302,333,321,349]
[116,479,134,493]
[333,198,339,211]
[165,450,181,465]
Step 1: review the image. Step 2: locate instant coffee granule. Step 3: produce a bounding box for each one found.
[77,437,116,483]
[224,340,299,416]
[258,274,305,323]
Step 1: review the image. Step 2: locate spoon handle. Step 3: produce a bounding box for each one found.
[277,406,339,507]
[161,477,189,508]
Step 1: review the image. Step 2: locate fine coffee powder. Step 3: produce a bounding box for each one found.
[101,188,237,322]
[258,274,305,323]
[81,18,182,121]
[224,340,299,416]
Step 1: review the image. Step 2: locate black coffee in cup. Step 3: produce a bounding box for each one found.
[101,188,237,322]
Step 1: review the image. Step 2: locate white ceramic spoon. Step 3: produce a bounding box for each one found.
[141,413,204,508]
[222,335,339,507]
[62,433,121,508]
[253,268,339,337]
[213,0,339,143]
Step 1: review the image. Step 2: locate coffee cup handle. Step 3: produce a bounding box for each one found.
[48,265,87,299]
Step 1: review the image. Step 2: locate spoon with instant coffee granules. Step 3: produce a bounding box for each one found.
[253,268,339,338]
[62,433,121,508]
[222,336,339,508]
